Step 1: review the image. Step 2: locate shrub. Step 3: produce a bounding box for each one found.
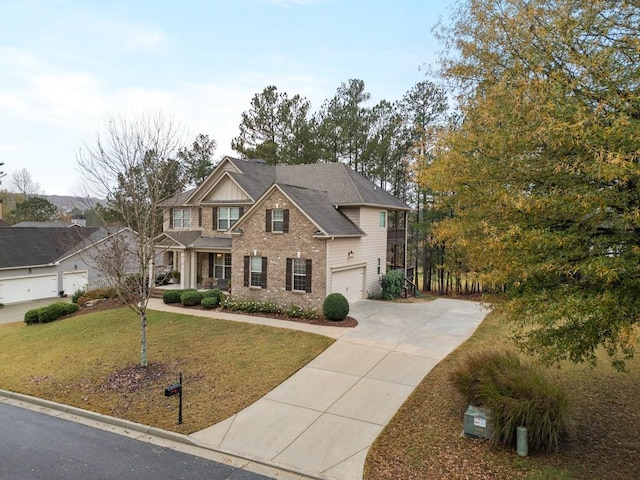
[0,303,4,309]
[201,297,218,309]
[450,350,572,453]
[162,289,184,304]
[71,289,86,304]
[322,293,349,321]
[24,307,45,325]
[181,290,204,306]
[381,269,404,300]
[201,289,222,307]
[25,302,79,324]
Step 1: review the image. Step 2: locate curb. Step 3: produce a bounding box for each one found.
[0,389,327,480]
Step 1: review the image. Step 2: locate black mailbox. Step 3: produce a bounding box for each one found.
[164,383,182,396]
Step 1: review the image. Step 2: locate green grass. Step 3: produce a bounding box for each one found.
[0,307,333,435]
[364,311,640,480]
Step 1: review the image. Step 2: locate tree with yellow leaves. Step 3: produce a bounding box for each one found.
[423,0,640,368]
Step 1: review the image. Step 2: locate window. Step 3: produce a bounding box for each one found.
[379,211,387,228]
[244,256,267,288]
[272,209,284,233]
[266,208,289,233]
[218,207,240,230]
[377,258,381,275]
[214,253,231,279]
[172,209,191,229]
[286,258,312,293]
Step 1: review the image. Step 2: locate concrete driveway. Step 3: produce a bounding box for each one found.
[0,297,71,325]
[190,298,487,480]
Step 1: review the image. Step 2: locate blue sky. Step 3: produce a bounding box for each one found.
[0,0,456,195]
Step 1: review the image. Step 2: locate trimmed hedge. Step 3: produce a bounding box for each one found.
[322,293,349,321]
[162,289,184,304]
[163,289,198,304]
[181,290,204,307]
[201,289,222,308]
[201,297,219,309]
[450,350,572,453]
[24,302,80,325]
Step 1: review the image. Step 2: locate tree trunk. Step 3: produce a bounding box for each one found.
[139,307,148,367]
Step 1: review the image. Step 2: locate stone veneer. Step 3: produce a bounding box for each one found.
[231,189,327,310]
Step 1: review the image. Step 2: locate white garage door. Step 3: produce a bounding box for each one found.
[63,271,88,295]
[0,274,58,304]
[331,267,365,304]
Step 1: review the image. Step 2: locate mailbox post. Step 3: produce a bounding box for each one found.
[164,373,183,424]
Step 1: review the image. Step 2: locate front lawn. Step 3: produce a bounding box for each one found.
[365,310,640,480]
[0,308,333,434]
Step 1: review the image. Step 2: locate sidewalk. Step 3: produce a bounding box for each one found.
[151,298,487,480]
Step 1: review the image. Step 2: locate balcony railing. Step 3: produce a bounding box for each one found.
[387,228,406,246]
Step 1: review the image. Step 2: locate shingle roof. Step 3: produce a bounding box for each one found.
[0,227,105,269]
[227,158,276,201]
[156,231,231,249]
[158,188,196,207]
[159,157,408,211]
[278,185,364,237]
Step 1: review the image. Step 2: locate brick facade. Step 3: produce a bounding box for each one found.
[231,190,327,310]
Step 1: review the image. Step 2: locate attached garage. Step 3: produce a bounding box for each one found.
[0,274,58,304]
[331,266,365,304]
[62,270,88,295]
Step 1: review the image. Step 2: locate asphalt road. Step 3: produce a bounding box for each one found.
[0,402,274,480]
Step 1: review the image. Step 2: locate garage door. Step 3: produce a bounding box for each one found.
[331,267,365,304]
[0,274,58,304]
[63,271,88,295]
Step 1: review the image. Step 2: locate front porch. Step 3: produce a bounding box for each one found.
[155,231,233,291]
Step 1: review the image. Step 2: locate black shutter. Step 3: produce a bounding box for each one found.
[209,253,214,278]
[286,258,292,291]
[238,206,244,217]
[305,259,312,293]
[265,209,272,232]
[169,209,174,228]
[198,207,202,227]
[283,209,290,233]
[262,257,268,288]
[243,256,249,287]
[212,208,218,230]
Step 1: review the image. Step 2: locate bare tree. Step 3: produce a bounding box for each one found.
[77,111,188,367]
[0,161,6,185]
[11,168,42,198]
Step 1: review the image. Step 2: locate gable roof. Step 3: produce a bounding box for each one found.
[275,163,409,210]
[278,184,365,237]
[0,227,106,269]
[159,157,409,211]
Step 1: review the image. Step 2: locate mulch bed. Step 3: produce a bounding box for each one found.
[74,298,358,328]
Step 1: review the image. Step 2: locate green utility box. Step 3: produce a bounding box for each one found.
[463,405,494,439]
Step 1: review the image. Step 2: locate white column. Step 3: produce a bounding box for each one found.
[180,251,185,289]
[190,251,197,289]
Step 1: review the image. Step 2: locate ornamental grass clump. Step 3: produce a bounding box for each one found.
[450,349,572,453]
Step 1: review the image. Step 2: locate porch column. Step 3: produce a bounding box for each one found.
[180,251,185,289]
[190,251,197,289]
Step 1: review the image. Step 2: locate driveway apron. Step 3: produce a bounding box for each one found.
[190,298,487,480]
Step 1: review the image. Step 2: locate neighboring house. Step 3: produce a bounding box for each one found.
[157,156,409,309]
[0,227,136,304]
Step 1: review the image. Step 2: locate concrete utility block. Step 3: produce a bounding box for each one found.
[463,405,494,439]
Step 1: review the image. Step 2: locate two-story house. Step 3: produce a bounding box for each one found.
[156,156,409,309]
